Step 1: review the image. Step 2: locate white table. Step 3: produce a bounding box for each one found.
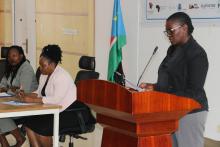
[0,97,61,147]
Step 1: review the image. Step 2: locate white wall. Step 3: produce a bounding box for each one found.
[95,0,220,141]
[194,26,220,140]
[95,0,139,83]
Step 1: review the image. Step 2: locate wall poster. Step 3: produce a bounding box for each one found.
[145,0,220,22]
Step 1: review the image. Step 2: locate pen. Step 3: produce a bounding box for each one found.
[16,85,23,99]
[19,85,23,92]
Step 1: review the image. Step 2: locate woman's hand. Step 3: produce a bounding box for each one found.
[10,86,20,93]
[0,87,8,93]
[16,92,42,103]
[16,89,25,98]
[19,96,37,103]
[16,90,28,102]
[139,83,155,91]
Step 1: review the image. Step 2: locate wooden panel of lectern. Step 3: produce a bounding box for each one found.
[77,80,201,147]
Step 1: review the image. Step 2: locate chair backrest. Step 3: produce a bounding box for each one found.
[0,60,6,81]
[79,56,95,70]
[0,47,9,80]
[1,46,9,58]
[74,56,99,84]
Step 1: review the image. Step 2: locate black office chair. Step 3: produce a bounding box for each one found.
[59,56,99,147]
[74,56,99,84]
[0,47,9,80]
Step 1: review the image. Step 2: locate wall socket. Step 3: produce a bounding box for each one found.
[217,125,220,133]
[63,28,79,36]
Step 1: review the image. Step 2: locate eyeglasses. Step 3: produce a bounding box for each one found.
[164,25,183,37]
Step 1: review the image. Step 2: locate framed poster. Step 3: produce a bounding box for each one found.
[144,0,220,23]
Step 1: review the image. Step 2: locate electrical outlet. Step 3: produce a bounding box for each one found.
[63,28,79,36]
[217,125,220,133]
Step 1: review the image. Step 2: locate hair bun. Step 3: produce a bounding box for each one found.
[41,44,62,64]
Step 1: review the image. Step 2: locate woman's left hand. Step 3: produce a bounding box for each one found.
[10,86,20,93]
[20,96,42,103]
[16,94,42,103]
[19,96,34,103]
[139,83,155,91]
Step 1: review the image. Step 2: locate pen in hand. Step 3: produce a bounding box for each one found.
[16,85,25,99]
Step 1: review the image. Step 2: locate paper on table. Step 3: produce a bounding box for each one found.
[0,92,12,97]
[1,101,37,106]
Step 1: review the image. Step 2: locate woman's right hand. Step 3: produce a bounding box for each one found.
[139,83,155,91]
[15,89,25,99]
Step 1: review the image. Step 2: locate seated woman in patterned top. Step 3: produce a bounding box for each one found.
[0,45,38,147]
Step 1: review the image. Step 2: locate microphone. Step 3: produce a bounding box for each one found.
[115,71,124,79]
[137,46,158,86]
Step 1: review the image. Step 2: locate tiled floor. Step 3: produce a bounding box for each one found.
[205,138,220,147]
[4,133,220,147]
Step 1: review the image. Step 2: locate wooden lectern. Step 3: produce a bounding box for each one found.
[77,80,201,147]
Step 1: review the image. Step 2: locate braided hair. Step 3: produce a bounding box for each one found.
[5,45,26,84]
[40,44,62,65]
[167,12,194,35]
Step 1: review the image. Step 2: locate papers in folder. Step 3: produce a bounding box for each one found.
[125,79,144,92]
[0,92,12,97]
[115,72,144,92]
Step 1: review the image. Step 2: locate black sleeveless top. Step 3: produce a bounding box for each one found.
[41,75,50,96]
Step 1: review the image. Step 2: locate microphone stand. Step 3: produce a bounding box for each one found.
[137,46,158,86]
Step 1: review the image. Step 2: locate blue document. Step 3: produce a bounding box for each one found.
[1,101,37,106]
[0,92,12,98]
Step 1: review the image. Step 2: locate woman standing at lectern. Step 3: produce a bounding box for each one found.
[139,12,209,147]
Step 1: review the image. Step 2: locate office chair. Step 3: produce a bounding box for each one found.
[0,47,9,80]
[59,56,99,147]
[59,101,96,147]
[74,56,99,84]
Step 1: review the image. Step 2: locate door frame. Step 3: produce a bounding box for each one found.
[12,0,37,69]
